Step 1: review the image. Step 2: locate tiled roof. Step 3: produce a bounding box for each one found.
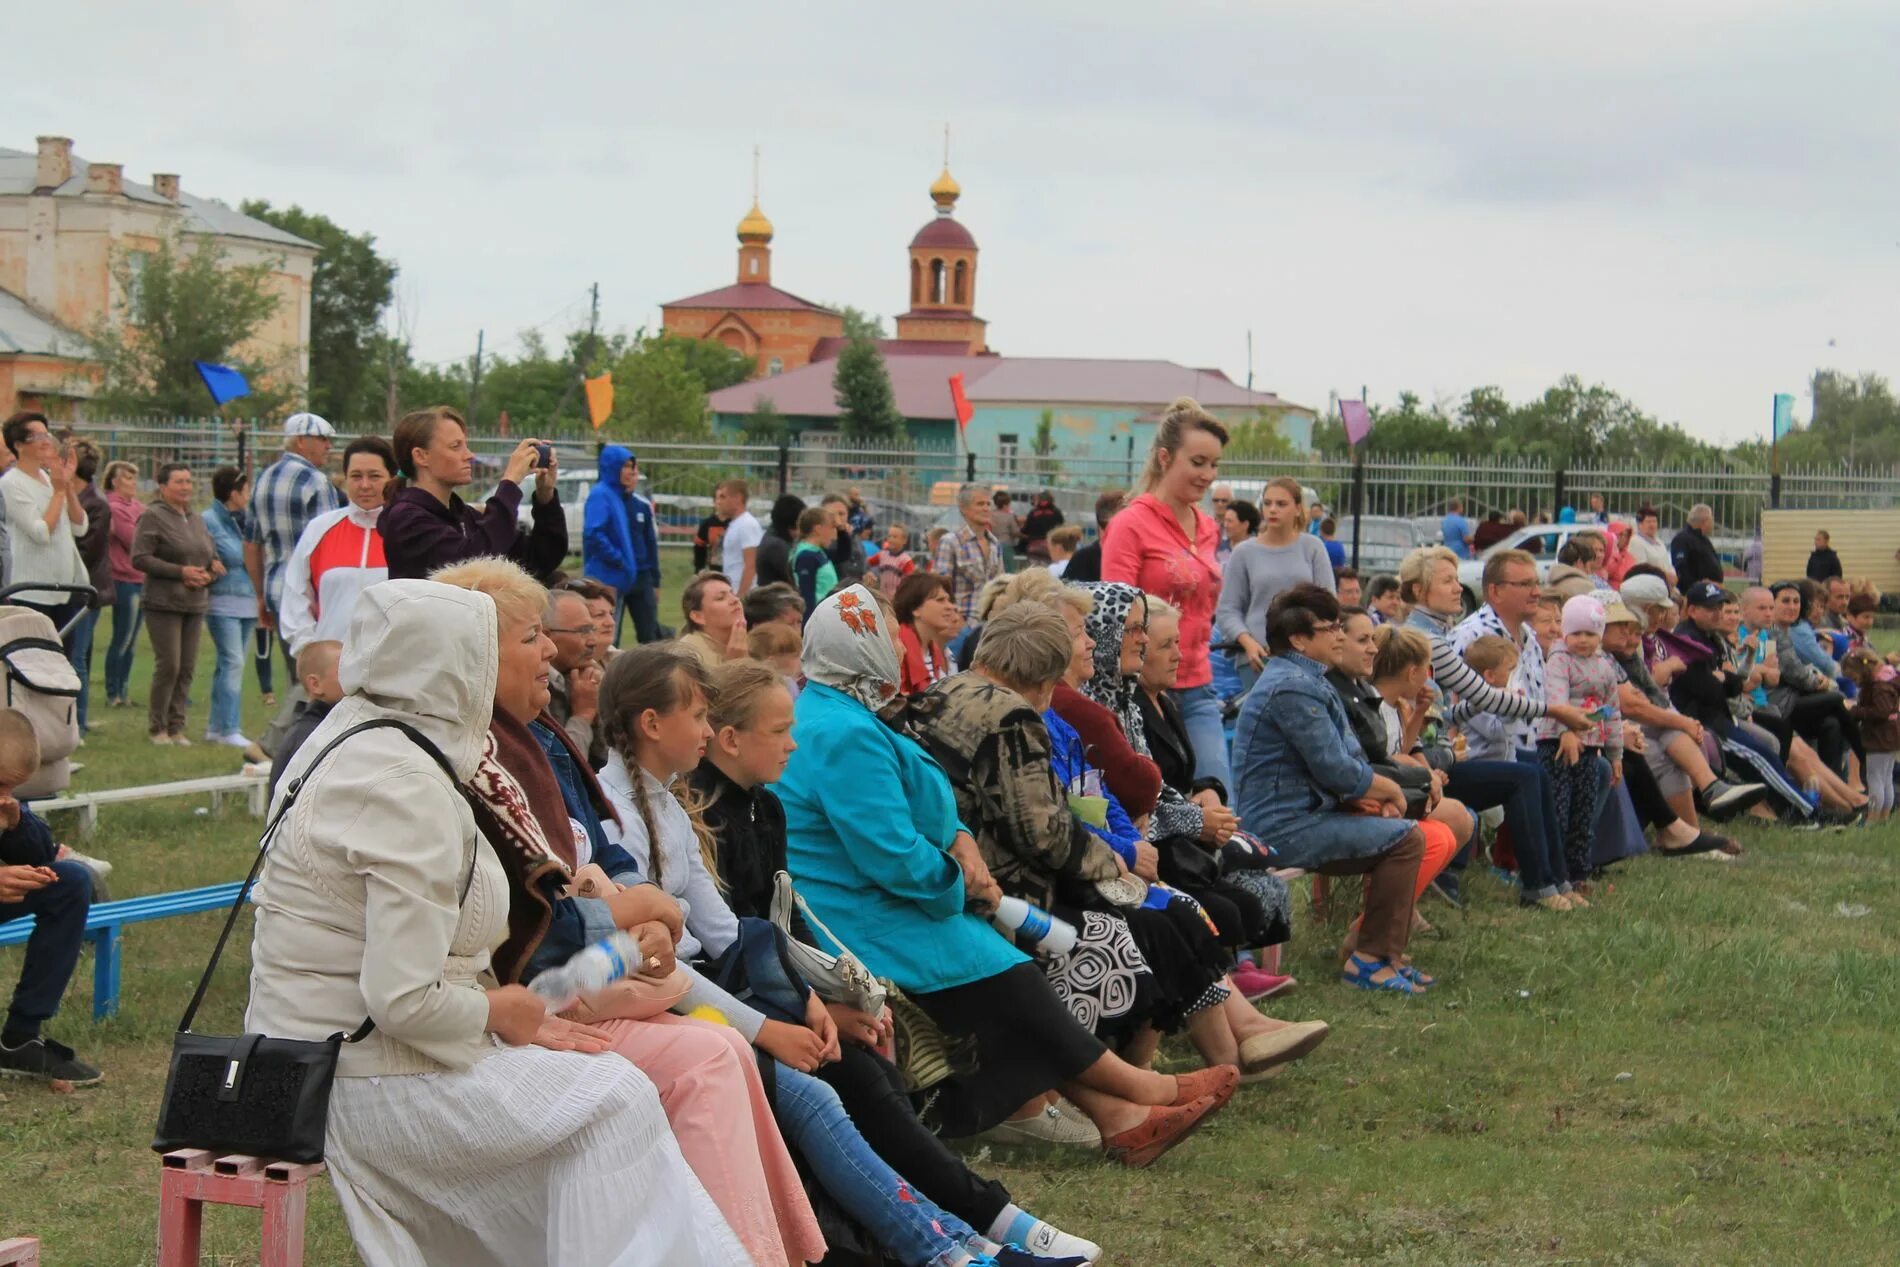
[0,148,316,251]
[709,353,1309,420]
[0,287,87,358]
[807,336,973,362]
[909,217,977,250]
[660,282,837,313]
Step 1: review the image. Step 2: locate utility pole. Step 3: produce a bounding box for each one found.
[549,282,601,427]
[467,328,485,427]
[586,282,600,372]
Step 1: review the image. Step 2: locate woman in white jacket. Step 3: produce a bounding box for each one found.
[244,579,745,1267]
[275,437,394,655]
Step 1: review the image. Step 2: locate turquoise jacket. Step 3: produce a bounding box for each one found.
[775,682,1028,993]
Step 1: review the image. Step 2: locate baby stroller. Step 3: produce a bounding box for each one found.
[0,583,93,801]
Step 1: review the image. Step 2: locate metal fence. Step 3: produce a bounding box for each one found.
[65,418,1900,539]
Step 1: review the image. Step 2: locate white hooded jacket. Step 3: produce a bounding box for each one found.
[245,580,507,1077]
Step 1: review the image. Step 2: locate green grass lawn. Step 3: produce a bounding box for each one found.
[4,565,1899,1264]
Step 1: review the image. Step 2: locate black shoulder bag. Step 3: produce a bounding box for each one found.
[152,719,464,1164]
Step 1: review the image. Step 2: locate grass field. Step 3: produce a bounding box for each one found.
[5,557,1899,1264]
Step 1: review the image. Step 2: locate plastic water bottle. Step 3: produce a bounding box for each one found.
[990,896,1079,959]
[528,931,643,1012]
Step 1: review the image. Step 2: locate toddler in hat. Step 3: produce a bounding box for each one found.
[1534,594,1625,889]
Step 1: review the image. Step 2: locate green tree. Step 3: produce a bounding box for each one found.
[829,304,887,341]
[1033,407,1055,457]
[83,232,290,418]
[612,337,711,440]
[832,338,904,442]
[1224,405,1300,460]
[648,332,755,393]
[743,396,790,445]
[240,200,396,424]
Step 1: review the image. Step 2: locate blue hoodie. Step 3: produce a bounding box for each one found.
[583,444,658,593]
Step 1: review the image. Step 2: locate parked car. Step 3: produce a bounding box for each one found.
[1456,523,1606,608]
[1330,515,1434,577]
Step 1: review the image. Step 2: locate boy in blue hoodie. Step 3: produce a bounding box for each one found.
[0,709,100,1084]
[583,445,661,645]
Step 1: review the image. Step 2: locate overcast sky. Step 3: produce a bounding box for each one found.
[16,1,1898,444]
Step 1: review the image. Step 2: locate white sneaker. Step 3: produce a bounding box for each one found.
[214,732,251,748]
[1021,1220,1103,1264]
[979,1097,1102,1148]
[64,850,113,881]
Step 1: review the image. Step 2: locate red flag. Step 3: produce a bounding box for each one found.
[948,373,973,431]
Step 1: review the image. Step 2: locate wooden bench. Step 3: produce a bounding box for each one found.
[159,1150,321,1267]
[0,1237,40,1266]
[0,882,245,1019]
[35,773,269,838]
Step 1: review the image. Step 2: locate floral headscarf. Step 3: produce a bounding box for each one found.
[801,583,904,713]
[1076,582,1149,748]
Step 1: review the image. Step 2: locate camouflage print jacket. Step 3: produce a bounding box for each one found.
[906,674,1122,911]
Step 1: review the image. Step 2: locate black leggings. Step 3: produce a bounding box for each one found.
[817,1042,1012,1231]
[1789,694,1859,774]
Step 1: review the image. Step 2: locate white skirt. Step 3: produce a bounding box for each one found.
[325,1041,750,1267]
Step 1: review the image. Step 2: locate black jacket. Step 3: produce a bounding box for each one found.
[689,758,809,941]
[0,806,55,867]
[1064,540,1103,583]
[1805,548,1843,581]
[1664,619,1745,733]
[1669,525,1724,589]
[1135,686,1226,803]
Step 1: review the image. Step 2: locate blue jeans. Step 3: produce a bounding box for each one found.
[66,607,100,731]
[104,582,141,701]
[1444,758,1568,898]
[1172,682,1232,789]
[618,578,661,645]
[1,860,91,1038]
[769,1061,980,1267]
[204,613,255,738]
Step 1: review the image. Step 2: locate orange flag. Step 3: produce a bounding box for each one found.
[584,373,614,429]
[948,372,973,431]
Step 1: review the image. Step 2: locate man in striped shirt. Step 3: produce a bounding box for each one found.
[932,483,1004,653]
[244,414,342,676]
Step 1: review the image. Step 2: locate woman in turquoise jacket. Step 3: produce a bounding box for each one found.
[775,585,1236,1165]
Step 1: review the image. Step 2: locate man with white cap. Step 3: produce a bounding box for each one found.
[244,413,342,686]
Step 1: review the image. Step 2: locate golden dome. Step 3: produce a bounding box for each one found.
[736,201,774,243]
[930,166,961,210]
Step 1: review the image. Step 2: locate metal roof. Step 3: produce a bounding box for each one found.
[0,147,317,251]
[0,287,87,358]
[659,281,837,313]
[708,352,1309,420]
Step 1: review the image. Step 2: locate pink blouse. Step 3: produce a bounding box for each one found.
[1102,492,1223,689]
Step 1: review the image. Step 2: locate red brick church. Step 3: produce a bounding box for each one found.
[659,164,987,379]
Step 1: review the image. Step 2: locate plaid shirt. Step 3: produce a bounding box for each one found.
[932,523,1004,621]
[248,451,341,610]
[1451,603,1546,751]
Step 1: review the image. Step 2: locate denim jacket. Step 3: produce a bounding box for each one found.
[1232,652,1377,851]
[202,502,255,602]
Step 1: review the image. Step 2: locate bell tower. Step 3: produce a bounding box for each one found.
[736,146,773,286]
[895,128,988,353]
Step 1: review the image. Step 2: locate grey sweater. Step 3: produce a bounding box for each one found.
[1216,534,1336,645]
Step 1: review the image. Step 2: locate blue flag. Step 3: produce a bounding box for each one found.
[1772,392,1794,442]
[194,361,251,406]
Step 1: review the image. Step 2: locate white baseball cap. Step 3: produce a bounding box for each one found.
[284,412,335,439]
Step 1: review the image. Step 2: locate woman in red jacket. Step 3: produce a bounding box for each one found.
[1103,397,1230,788]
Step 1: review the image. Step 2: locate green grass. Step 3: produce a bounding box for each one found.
[4,570,1899,1264]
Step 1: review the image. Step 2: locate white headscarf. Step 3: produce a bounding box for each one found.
[801,583,903,713]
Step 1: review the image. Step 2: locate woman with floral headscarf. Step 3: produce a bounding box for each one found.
[776,586,1235,1168]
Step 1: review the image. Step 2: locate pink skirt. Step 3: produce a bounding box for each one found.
[599,1013,826,1267]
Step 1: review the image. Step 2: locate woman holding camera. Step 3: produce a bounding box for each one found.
[380,405,567,583]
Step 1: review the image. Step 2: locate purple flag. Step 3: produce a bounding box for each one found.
[1339,398,1371,446]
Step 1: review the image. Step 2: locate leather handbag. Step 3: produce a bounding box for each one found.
[152,720,462,1164]
[769,871,887,1017]
[561,970,693,1024]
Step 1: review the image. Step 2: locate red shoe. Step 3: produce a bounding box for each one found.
[1169,1063,1239,1108]
[1102,1097,1224,1168]
[1232,965,1296,1000]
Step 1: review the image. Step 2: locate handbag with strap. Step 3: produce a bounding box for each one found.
[769,870,886,1017]
[151,719,465,1165]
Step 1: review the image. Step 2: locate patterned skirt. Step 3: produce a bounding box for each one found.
[1041,906,1155,1044]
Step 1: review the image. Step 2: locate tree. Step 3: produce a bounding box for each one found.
[240,200,396,423]
[1224,406,1299,460]
[832,338,904,442]
[83,232,290,418]
[1033,407,1056,457]
[743,396,790,445]
[828,304,887,341]
[612,337,711,440]
[648,332,755,393]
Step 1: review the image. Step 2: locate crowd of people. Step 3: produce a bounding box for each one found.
[2,394,1896,1265]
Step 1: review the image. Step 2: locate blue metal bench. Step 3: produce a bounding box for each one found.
[0,882,245,1019]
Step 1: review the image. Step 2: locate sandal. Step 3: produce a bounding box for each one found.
[1397,964,1436,989]
[1340,952,1416,994]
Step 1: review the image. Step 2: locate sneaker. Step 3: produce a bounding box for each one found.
[0,1035,102,1085]
[1426,873,1464,910]
[979,1098,1102,1149]
[1102,1096,1224,1168]
[987,1247,1093,1267]
[148,733,174,746]
[63,849,113,881]
[1696,779,1768,821]
[1231,964,1296,1000]
[169,735,192,748]
[1017,1221,1102,1265]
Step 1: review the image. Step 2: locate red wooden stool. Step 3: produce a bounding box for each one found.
[0,1237,41,1266]
[158,1150,323,1267]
